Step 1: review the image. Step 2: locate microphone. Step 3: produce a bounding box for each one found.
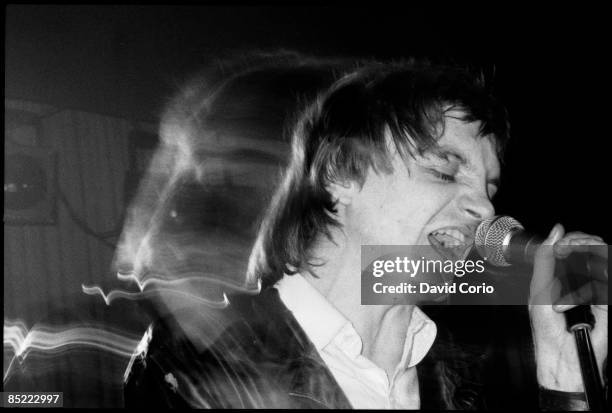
[475,215,606,410]
[475,215,534,266]
[475,215,608,279]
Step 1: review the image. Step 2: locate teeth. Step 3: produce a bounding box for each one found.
[430,228,466,245]
[428,227,472,261]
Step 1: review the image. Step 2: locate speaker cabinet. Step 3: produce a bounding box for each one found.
[4,119,57,225]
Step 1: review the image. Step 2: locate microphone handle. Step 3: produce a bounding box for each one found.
[566,307,606,411]
[505,230,543,265]
[565,305,594,331]
[564,253,605,411]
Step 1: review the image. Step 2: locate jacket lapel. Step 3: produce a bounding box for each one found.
[248,288,353,409]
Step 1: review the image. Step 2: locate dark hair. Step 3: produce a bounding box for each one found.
[248,58,510,288]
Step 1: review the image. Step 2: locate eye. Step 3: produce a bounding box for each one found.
[429,169,455,183]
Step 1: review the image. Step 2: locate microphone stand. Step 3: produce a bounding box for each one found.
[563,253,606,411]
[564,306,605,411]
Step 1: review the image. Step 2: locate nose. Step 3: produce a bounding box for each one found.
[458,192,495,221]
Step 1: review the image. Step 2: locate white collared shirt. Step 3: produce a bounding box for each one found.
[275,273,437,409]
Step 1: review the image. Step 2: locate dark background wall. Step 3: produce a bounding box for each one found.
[4,4,609,408]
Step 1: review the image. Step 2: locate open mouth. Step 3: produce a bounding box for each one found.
[427,227,474,262]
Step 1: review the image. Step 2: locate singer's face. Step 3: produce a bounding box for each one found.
[347,110,500,263]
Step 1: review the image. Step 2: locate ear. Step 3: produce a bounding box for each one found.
[327,179,359,206]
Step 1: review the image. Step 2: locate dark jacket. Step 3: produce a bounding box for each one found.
[124,287,494,409]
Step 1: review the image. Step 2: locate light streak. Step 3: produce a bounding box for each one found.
[3,319,142,383]
[81,283,231,308]
[115,270,260,295]
[122,324,153,383]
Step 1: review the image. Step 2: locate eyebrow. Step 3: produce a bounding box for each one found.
[429,145,501,188]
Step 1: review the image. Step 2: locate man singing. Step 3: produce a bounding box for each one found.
[124,57,607,409]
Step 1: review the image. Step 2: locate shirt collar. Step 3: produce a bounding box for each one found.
[274,273,437,369]
[275,272,347,350]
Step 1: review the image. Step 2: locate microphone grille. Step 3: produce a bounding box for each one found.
[475,215,524,266]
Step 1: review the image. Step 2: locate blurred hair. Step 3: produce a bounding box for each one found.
[154,50,351,238]
[114,50,354,316]
[248,58,510,288]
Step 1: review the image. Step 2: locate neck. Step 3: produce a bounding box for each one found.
[303,227,415,370]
